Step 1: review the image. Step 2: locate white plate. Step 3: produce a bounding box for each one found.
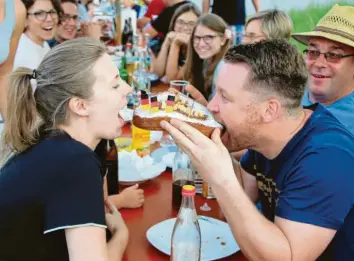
[146,216,240,261]
[119,151,167,185]
[119,161,166,185]
[150,146,178,169]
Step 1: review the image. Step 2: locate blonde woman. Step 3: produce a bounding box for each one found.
[0,38,130,261]
[242,9,293,44]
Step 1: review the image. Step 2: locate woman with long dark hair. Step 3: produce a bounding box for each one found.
[184,13,231,101]
[153,3,200,81]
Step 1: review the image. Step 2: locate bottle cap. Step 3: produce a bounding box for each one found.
[182,185,196,197]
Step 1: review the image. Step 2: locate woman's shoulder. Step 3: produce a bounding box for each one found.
[38,132,96,160]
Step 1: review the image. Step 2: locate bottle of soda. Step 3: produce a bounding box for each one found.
[172,148,194,211]
[171,185,201,261]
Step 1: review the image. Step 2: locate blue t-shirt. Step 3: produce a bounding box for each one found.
[302,89,354,135]
[0,132,106,261]
[240,104,354,261]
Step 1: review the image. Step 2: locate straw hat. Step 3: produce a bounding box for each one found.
[292,4,354,48]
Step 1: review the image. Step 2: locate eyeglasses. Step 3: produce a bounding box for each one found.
[303,49,354,63]
[61,13,78,22]
[27,9,58,21]
[175,19,196,29]
[193,34,220,45]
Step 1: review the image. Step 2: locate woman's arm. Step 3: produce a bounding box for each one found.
[152,32,175,77]
[0,0,26,119]
[165,33,189,81]
[165,42,181,81]
[65,201,128,261]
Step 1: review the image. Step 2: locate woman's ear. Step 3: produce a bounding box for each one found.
[221,37,227,46]
[68,97,90,117]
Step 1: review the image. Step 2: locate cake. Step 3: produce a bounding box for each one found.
[132,91,223,137]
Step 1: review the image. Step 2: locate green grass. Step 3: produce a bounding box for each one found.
[289,0,354,50]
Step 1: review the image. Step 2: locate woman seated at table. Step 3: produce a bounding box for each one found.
[13,0,62,70]
[0,38,129,261]
[242,9,293,44]
[153,3,200,81]
[183,13,231,101]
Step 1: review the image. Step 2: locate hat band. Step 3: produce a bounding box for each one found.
[313,26,354,43]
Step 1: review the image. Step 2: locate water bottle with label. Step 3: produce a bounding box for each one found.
[171,185,201,261]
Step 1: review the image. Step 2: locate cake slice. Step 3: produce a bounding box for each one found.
[132,91,223,137]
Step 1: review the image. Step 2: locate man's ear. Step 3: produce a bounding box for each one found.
[262,98,281,123]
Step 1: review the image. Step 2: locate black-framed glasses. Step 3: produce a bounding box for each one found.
[193,34,220,45]
[303,49,354,63]
[175,19,196,29]
[27,9,58,21]
[61,13,78,22]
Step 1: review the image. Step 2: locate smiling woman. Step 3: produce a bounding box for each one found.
[13,0,62,70]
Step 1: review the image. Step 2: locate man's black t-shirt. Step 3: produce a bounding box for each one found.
[0,132,106,261]
[151,1,189,37]
[212,0,246,26]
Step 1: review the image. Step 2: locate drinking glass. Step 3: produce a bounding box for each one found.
[170,80,189,95]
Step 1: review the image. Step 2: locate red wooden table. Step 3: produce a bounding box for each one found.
[119,83,247,261]
[120,171,248,261]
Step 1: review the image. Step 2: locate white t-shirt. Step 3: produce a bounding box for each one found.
[13,33,50,70]
[189,0,203,12]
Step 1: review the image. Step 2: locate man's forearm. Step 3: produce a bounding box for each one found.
[252,0,260,12]
[212,176,291,261]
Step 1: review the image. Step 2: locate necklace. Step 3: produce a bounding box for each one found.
[289,110,307,135]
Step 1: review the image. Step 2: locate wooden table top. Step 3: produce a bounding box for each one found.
[120,82,247,261]
[120,171,248,261]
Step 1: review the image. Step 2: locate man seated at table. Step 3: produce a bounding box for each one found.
[292,4,354,135]
[48,0,101,48]
[161,39,354,261]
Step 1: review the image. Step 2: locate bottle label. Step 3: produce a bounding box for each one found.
[131,125,150,157]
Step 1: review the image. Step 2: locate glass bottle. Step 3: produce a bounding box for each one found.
[125,43,135,85]
[132,47,151,94]
[106,140,119,195]
[172,148,194,211]
[144,33,153,71]
[95,139,119,195]
[171,185,201,261]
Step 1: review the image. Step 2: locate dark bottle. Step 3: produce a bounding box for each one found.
[95,139,119,195]
[122,17,133,46]
[172,147,194,211]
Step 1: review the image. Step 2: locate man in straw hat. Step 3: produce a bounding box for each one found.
[292,4,354,134]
